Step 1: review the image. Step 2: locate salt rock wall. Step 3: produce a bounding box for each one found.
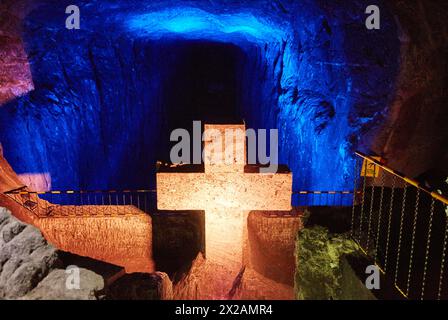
[0,207,58,298]
[0,0,446,200]
[246,212,302,286]
[152,211,205,274]
[106,272,173,300]
[0,147,154,274]
[0,152,25,193]
[22,267,104,300]
[0,0,34,105]
[277,0,400,197]
[0,32,166,191]
[372,0,448,177]
[37,214,154,273]
[0,207,104,299]
[0,0,401,201]
[172,211,302,300]
[295,225,365,300]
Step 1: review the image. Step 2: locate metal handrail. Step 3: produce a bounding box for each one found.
[4,189,157,195]
[355,151,448,205]
[7,189,356,195]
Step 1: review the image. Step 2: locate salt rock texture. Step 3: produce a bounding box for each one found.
[173,253,237,300]
[0,207,59,299]
[152,211,204,274]
[372,1,448,177]
[0,207,105,300]
[0,192,38,226]
[246,212,302,285]
[173,211,302,300]
[0,150,25,193]
[0,0,446,201]
[0,207,165,300]
[173,253,294,300]
[0,151,154,274]
[0,152,37,225]
[38,214,154,273]
[0,0,34,105]
[157,171,292,211]
[21,268,104,300]
[106,272,173,300]
[0,0,402,198]
[237,268,294,300]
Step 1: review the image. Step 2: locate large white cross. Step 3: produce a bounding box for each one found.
[156,123,292,273]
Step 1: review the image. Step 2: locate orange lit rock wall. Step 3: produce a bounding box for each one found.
[37,214,154,273]
[246,211,303,285]
[0,194,37,225]
[0,199,155,274]
[0,152,25,193]
[173,253,232,300]
[0,153,36,225]
[173,211,303,300]
[1,151,154,273]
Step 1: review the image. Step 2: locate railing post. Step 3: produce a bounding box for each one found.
[351,157,359,238]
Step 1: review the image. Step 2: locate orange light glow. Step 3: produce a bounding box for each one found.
[157,123,293,298]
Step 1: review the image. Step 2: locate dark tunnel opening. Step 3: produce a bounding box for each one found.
[0,35,254,202]
[0,0,404,205]
[157,40,247,164]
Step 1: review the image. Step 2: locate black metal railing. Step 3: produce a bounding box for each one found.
[352,151,448,300]
[4,190,157,217]
[5,187,356,219]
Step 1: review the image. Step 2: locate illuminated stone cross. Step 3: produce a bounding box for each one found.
[156,123,292,274]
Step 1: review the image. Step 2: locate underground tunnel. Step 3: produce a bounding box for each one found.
[0,0,402,202]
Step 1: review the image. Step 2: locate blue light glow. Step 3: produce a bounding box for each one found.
[125,8,288,43]
[0,1,400,207]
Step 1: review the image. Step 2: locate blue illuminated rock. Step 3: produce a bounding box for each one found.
[0,0,401,202]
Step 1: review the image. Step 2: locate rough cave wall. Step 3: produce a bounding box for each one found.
[38,214,154,273]
[0,0,445,202]
[0,31,167,191]
[246,212,302,285]
[0,0,34,105]
[277,0,400,199]
[371,1,448,177]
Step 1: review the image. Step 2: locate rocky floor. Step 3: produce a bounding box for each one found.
[0,207,104,299]
[173,253,294,300]
[0,206,181,300]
